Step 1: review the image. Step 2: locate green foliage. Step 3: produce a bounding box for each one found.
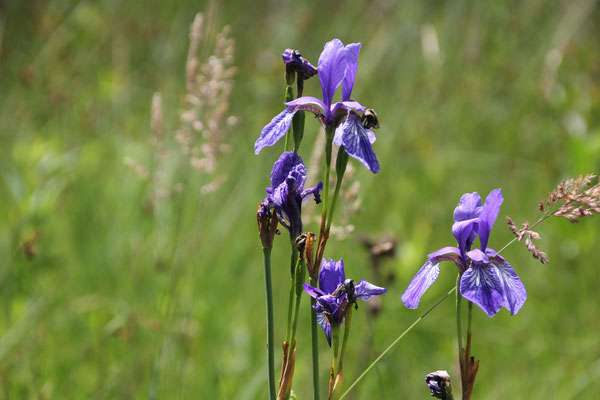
[1,0,599,398]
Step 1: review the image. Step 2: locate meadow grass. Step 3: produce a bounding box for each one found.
[1,0,599,398]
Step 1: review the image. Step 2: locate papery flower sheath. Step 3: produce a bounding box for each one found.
[401,189,527,317]
[256,39,380,174]
[303,258,386,345]
[260,152,323,240]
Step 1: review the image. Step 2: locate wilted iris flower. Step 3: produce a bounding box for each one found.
[303,258,386,345]
[401,189,527,317]
[256,39,380,174]
[260,152,322,240]
[282,48,318,82]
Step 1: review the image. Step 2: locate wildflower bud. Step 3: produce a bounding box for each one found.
[285,64,296,86]
[257,201,278,249]
[282,48,318,83]
[336,145,349,178]
[425,370,453,400]
[304,232,317,279]
[292,108,305,150]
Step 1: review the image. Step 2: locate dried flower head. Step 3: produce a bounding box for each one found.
[507,174,600,264]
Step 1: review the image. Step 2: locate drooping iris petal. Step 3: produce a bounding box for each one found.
[316,309,332,346]
[314,295,343,347]
[342,43,361,101]
[401,259,441,309]
[489,255,527,315]
[319,258,345,294]
[318,39,347,111]
[354,279,386,301]
[255,107,299,154]
[478,189,503,251]
[333,114,380,174]
[460,263,505,317]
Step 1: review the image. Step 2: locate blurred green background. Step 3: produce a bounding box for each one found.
[1,0,599,398]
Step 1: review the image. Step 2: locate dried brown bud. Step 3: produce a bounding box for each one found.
[257,202,278,249]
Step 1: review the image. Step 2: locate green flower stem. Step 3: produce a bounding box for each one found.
[290,258,306,356]
[456,273,463,363]
[316,128,335,269]
[338,305,353,374]
[320,130,334,227]
[284,86,294,151]
[467,300,473,336]
[262,247,276,400]
[331,325,341,377]
[339,286,457,399]
[285,247,299,348]
[309,277,321,400]
[325,147,348,234]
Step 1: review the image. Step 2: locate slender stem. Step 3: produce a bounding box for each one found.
[467,301,473,335]
[339,286,457,399]
[309,278,321,400]
[325,148,348,234]
[496,212,551,255]
[320,135,334,231]
[284,86,294,151]
[338,306,353,374]
[285,248,299,347]
[315,129,335,269]
[456,273,463,362]
[290,259,306,352]
[262,248,276,400]
[332,325,341,376]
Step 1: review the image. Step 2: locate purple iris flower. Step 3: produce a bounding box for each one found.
[303,258,386,345]
[401,189,527,317]
[256,39,380,174]
[260,151,323,239]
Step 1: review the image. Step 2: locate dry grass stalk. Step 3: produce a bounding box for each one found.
[506,174,600,264]
[125,12,237,200]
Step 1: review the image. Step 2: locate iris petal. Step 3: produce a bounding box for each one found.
[489,255,527,315]
[316,311,332,346]
[460,264,504,317]
[479,189,503,251]
[401,259,441,309]
[342,43,361,101]
[303,283,326,299]
[319,258,345,294]
[318,39,347,110]
[255,107,298,154]
[333,114,380,173]
[354,279,386,301]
